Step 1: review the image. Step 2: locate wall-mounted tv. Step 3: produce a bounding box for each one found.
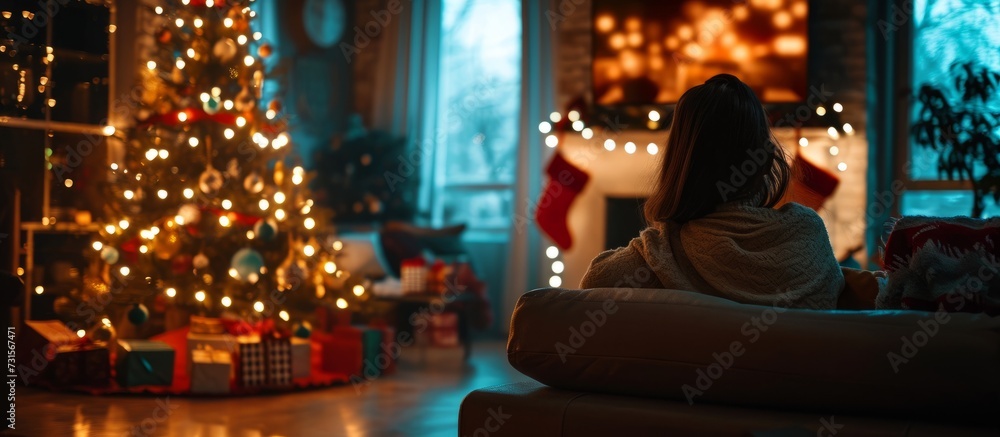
[592,0,809,106]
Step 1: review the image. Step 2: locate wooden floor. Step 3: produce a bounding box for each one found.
[14,340,529,437]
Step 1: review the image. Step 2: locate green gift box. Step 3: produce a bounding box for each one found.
[115,340,175,387]
[355,326,383,377]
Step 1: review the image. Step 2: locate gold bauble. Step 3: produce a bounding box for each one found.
[153,228,183,260]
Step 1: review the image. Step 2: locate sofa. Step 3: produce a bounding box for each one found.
[460,269,1000,436]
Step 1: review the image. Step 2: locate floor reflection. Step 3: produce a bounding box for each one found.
[16,340,527,437]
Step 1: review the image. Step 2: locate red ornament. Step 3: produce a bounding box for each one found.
[257,43,272,58]
[157,28,172,44]
[171,254,193,274]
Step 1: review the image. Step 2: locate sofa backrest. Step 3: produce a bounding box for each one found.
[507,287,1000,417]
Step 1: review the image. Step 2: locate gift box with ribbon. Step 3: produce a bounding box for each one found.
[190,349,232,394]
[115,339,175,387]
[189,315,226,335]
[187,332,238,364]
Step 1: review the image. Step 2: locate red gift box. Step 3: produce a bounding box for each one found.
[318,328,363,376]
[16,320,81,385]
[421,312,459,348]
[47,345,109,387]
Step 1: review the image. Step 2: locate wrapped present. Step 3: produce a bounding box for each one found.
[264,337,292,387]
[423,312,460,348]
[18,320,79,384]
[290,337,311,379]
[190,349,232,394]
[371,323,397,375]
[236,336,266,388]
[190,316,226,335]
[318,330,363,376]
[115,340,175,387]
[187,332,238,362]
[357,326,383,376]
[401,257,428,294]
[79,345,111,386]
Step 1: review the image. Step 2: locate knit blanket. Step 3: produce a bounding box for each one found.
[878,216,1000,314]
[581,202,844,309]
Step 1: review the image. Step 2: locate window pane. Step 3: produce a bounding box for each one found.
[440,190,514,230]
[909,0,1000,180]
[437,0,521,185]
[901,190,1000,218]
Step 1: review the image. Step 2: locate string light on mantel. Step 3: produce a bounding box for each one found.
[537,111,661,156]
[796,101,855,172]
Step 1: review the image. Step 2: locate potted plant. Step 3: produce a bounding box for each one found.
[911,61,1000,217]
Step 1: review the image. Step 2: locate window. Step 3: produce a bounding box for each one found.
[901,0,1000,217]
[430,0,522,231]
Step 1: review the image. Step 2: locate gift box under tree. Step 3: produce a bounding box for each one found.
[236,336,292,389]
[17,320,79,385]
[290,337,311,380]
[47,345,110,388]
[265,336,292,387]
[318,330,362,376]
[190,349,232,394]
[236,336,266,388]
[187,332,237,365]
[116,340,175,387]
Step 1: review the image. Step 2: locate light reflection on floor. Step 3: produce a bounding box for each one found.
[15,340,528,437]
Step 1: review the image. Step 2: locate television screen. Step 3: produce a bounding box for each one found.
[592,0,808,106]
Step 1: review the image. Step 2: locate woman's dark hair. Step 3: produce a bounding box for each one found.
[644,74,790,223]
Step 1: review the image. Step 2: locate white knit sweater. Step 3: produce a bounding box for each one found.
[581,202,844,309]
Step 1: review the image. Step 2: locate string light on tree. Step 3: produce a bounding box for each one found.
[85,0,356,352]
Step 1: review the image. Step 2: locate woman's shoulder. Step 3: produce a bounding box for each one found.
[775,202,826,226]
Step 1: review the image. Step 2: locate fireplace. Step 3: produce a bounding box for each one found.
[604,197,648,250]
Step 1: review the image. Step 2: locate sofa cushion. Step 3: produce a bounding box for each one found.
[507,287,1000,417]
[460,382,1000,436]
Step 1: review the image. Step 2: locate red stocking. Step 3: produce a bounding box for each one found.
[535,152,590,250]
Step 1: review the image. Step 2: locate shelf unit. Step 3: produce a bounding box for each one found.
[0,0,118,324]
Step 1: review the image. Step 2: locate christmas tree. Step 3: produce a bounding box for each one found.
[82,0,362,336]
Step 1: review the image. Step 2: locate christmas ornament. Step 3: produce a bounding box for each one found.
[243,171,264,193]
[153,228,183,260]
[252,71,264,98]
[178,203,202,224]
[203,95,221,114]
[258,43,272,58]
[230,248,265,283]
[234,87,255,112]
[82,274,109,300]
[535,151,590,250]
[226,158,241,178]
[128,303,149,325]
[172,254,193,274]
[100,246,120,264]
[157,28,172,44]
[53,296,74,318]
[86,321,117,345]
[212,38,238,63]
[276,248,306,290]
[293,321,312,338]
[199,167,224,195]
[193,252,210,269]
[253,218,278,241]
[273,161,285,186]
